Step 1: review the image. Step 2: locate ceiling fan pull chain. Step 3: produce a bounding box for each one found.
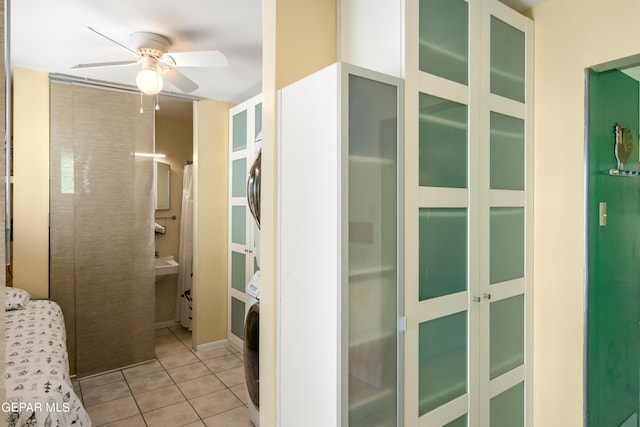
[139,91,144,114]
[155,94,160,111]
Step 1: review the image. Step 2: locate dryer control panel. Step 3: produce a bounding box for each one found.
[247,271,261,300]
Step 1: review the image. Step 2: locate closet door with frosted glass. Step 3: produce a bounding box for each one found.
[228,94,262,348]
[409,0,532,425]
[416,0,474,423]
[481,5,533,425]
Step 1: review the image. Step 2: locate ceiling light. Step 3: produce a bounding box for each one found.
[136,56,164,95]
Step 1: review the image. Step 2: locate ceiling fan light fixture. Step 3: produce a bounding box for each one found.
[136,57,164,95]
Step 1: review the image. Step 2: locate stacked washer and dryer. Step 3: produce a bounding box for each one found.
[244,271,260,426]
[244,136,262,426]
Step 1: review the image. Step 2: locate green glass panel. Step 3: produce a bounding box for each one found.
[419,94,468,188]
[490,294,524,379]
[232,158,247,197]
[419,208,467,300]
[232,110,247,152]
[490,17,525,103]
[419,311,467,416]
[587,69,640,425]
[255,103,263,138]
[348,74,398,427]
[444,414,467,427]
[490,112,525,191]
[231,297,245,339]
[231,251,246,293]
[231,206,247,245]
[419,0,468,85]
[490,207,524,284]
[490,382,524,427]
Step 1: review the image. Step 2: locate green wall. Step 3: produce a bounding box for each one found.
[588,69,640,426]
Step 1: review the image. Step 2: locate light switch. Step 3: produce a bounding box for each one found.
[599,202,607,227]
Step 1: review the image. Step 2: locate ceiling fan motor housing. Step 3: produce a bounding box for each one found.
[131,32,170,58]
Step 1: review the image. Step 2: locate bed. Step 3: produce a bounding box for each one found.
[5,287,91,426]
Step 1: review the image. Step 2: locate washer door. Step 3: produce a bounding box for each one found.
[244,303,259,409]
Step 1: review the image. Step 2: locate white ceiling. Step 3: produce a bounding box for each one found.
[10,0,546,109]
[10,0,262,104]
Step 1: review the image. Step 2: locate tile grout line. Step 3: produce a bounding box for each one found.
[149,328,206,424]
[121,369,150,427]
[158,327,239,425]
[80,327,250,426]
[163,343,209,424]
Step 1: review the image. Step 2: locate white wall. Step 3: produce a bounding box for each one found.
[278,64,341,426]
[530,0,640,425]
[338,0,403,78]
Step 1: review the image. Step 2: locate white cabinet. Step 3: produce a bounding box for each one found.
[228,94,262,348]
[406,0,533,425]
[278,63,403,426]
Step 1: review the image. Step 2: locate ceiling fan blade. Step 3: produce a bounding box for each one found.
[164,50,228,68]
[85,26,140,58]
[163,68,199,93]
[71,60,139,69]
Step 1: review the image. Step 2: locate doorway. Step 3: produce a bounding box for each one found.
[586,66,640,426]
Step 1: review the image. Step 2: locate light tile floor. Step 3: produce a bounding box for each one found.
[73,326,253,427]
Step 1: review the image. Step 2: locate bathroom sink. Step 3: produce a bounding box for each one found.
[155,255,179,276]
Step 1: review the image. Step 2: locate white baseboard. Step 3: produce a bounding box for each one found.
[195,338,233,352]
[155,320,179,329]
[75,358,157,380]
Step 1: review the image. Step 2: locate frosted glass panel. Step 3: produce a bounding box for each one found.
[255,103,262,138]
[232,110,247,152]
[419,311,467,416]
[491,17,525,103]
[232,158,247,197]
[445,414,467,427]
[231,251,246,292]
[348,74,398,426]
[490,294,524,379]
[490,382,524,427]
[419,0,468,85]
[490,207,524,284]
[231,297,245,339]
[419,208,467,300]
[232,206,247,244]
[419,94,467,188]
[490,112,525,190]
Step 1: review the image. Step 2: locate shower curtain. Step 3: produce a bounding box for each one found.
[176,163,194,330]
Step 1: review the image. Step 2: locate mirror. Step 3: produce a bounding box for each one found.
[155,161,171,210]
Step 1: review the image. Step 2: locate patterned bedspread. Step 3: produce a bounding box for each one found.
[5,300,91,426]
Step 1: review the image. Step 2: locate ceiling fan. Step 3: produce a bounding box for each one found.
[72,27,228,95]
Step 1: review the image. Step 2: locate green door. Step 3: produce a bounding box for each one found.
[587,68,640,426]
